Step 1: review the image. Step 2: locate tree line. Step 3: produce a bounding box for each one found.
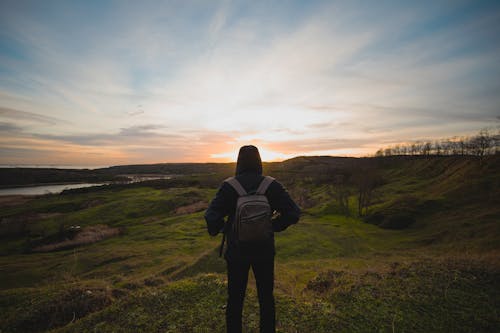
[375,129,500,157]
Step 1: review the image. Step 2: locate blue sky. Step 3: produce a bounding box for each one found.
[0,0,499,164]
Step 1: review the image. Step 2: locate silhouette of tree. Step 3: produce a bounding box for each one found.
[356,169,382,216]
[373,128,499,157]
[329,174,350,216]
[434,141,442,155]
[422,142,432,156]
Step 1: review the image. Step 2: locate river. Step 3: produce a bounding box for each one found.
[0,183,107,196]
[0,175,172,196]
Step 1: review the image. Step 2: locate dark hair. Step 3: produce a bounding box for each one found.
[235,145,262,175]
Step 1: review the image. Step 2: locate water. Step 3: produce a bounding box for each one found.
[0,165,110,169]
[0,175,172,196]
[119,174,171,182]
[0,183,106,196]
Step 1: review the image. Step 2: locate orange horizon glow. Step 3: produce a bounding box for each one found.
[0,134,377,165]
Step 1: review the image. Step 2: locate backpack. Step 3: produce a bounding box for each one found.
[219,176,275,256]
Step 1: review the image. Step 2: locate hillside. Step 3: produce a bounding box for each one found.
[0,155,499,332]
[0,163,236,187]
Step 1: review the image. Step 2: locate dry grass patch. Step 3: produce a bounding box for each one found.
[34,225,122,252]
[174,200,208,215]
[1,212,63,237]
[141,216,162,224]
[0,195,37,207]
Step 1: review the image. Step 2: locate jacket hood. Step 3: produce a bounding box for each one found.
[235,145,262,175]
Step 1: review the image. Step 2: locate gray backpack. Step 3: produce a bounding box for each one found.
[219,176,275,256]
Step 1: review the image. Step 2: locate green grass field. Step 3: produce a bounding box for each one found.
[0,156,499,332]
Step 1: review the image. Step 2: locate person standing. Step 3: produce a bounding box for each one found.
[205,145,301,333]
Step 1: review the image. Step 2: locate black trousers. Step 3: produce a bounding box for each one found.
[226,256,275,333]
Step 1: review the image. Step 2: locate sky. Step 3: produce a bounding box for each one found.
[0,0,499,165]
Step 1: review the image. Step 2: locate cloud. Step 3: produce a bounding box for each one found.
[0,121,23,132]
[32,124,175,146]
[208,0,231,42]
[0,121,242,164]
[127,110,144,117]
[0,107,66,125]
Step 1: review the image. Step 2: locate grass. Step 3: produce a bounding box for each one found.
[0,156,499,332]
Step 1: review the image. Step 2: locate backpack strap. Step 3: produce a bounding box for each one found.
[224,177,247,196]
[256,176,275,195]
[219,231,226,257]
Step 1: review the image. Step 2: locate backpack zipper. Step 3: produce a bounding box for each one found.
[240,211,270,222]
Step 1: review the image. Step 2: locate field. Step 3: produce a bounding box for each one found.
[0,155,499,332]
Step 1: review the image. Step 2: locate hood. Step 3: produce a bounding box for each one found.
[235,145,262,175]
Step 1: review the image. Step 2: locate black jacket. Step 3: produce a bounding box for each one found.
[204,172,300,260]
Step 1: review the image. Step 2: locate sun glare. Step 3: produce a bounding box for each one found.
[210,147,295,162]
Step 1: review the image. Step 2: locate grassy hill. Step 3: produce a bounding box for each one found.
[0,155,499,332]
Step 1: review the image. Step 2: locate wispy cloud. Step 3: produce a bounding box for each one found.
[0,121,22,132]
[0,107,67,125]
[0,122,239,165]
[32,124,171,146]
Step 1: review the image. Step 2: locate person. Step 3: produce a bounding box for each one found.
[204,145,301,333]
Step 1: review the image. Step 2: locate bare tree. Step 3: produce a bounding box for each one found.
[356,169,381,216]
[415,141,424,155]
[373,128,499,158]
[448,139,458,155]
[494,131,500,154]
[422,142,432,156]
[457,137,467,155]
[434,141,442,155]
[409,143,417,155]
[330,174,350,216]
[477,129,492,156]
[444,138,456,155]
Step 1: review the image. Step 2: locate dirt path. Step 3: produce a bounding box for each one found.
[0,195,37,207]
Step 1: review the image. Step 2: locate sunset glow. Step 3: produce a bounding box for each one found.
[1,1,499,165]
[211,147,296,162]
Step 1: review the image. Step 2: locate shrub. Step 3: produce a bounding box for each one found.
[363,212,385,226]
[379,214,416,229]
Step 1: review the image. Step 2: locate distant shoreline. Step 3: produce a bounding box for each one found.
[0,165,111,170]
[0,182,108,196]
[0,181,108,190]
